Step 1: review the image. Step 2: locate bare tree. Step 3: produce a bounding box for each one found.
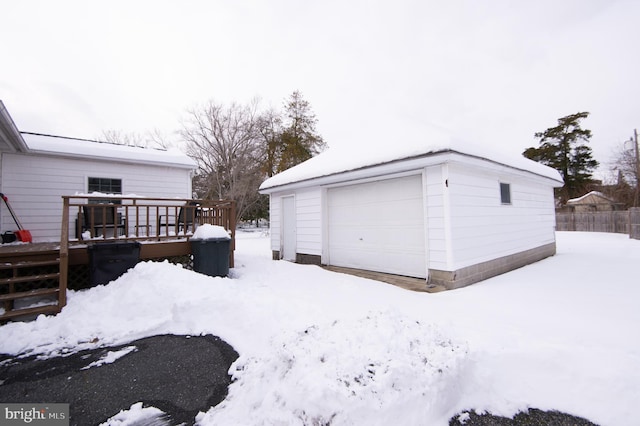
[180,100,264,222]
[146,128,174,150]
[611,142,638,186]
[101,129,173,150]
[101,129,146,147]
[181,93,326,224]
[609,130,640,207]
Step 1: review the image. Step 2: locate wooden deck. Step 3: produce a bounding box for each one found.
[0,240,194,265]
[1,196,236,321]
[322,266,447,293]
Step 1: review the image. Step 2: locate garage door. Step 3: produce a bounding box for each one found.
[327,174,427,278]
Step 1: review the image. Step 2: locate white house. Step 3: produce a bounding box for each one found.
[259,129,563,289]
[0,101,196,242]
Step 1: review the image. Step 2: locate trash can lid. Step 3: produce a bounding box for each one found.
[191,237,231,242]
[191,224,231,240]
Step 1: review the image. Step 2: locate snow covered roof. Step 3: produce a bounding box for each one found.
[0,100,29,153]
[260,127,563,191]
[21,132,196,169]
[567,191,614,204]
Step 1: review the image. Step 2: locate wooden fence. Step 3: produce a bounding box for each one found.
[556,208,640,240]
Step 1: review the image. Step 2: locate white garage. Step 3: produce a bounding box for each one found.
[259,137,563,290]
[327,174,426,278]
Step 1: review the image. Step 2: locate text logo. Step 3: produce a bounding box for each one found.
[1,404,69,425]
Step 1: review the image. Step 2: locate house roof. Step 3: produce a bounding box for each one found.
[21,132,196,169]
[0,100,29,153]
[260,127,564,191]
[0,100,195,169]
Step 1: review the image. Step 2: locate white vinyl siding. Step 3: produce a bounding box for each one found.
[445,162,556,270]
[424,165,450,271]
[295,188,322,256]
[281,196,296,261]
[1,152,192,241]
[269,194,281,252]
[269,188,322,257]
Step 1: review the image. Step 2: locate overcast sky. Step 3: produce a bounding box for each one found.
[2,0,638,179]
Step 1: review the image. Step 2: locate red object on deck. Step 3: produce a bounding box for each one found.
[0,193,32,243]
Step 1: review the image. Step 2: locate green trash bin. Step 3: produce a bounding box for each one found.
[191,237,231,277]
[88,242,141,287]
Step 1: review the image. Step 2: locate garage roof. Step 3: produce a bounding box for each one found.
[260,128,563,191]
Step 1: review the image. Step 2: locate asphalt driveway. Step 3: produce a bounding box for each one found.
[0,334,238,425]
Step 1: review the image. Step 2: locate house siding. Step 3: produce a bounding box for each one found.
[295,188,322,256]
[1,152,193,241]
[269,188,322,258]
[424,164,449,271]
[269,194,281,253]
[445,161,556,270]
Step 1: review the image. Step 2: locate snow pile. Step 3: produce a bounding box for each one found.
[192,224,230,240]
[81,346,138,370]
[0,261,228,357]
[0,232,638,425]
[201,311,468,425]
[101,402,169,426]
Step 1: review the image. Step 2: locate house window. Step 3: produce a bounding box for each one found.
[88,177,122,194]
[500,182,511,205]
[88,177,122,204]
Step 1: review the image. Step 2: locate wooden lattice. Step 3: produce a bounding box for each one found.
[68,264,90,290]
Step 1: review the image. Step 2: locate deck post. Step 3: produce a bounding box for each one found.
[229,201,236,268]
[59,196,69,310]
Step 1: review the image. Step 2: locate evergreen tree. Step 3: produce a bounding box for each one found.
[523,112,598,201]
[277,90,326,172]
[256,108,283,178]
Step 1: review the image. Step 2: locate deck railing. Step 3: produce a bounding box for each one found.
[59,195,236,309]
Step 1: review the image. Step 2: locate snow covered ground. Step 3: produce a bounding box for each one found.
[0,231,638,426]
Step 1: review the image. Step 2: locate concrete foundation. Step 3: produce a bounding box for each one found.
[274,242,556,292]
[428,242,557,290]
[295,253,322,265]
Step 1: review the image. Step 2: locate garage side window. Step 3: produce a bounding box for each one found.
[500,182,511,205]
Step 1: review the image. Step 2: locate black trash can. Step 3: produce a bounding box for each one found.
[88,242,141,287]
[191,237,231,277]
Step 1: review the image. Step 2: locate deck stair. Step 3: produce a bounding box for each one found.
[0,259,62,321]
